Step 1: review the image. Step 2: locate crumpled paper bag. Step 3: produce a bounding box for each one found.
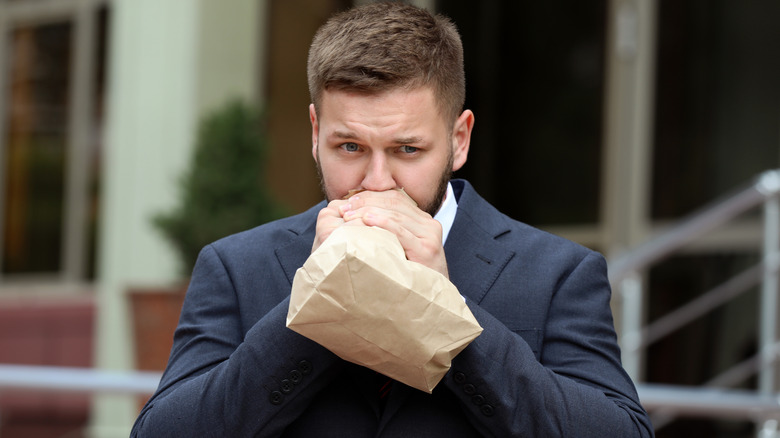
[286,225,483,393]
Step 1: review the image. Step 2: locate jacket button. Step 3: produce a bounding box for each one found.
[453,372,467,384]
[280,379,293,394]
[289,369,302,384]
[299,360,312,375]
[480,404,495,417]
[270,391,284,405]
[471,394,485,406]
[463,383,476,395]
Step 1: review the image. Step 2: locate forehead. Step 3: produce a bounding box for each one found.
[318,87,448,131]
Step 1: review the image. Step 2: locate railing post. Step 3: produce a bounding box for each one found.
[758,419,779,438]
[759,172,780,395]
[621,271,644,382]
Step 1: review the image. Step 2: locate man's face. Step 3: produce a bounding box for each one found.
[310,86,472,216]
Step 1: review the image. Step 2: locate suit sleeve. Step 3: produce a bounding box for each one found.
[444,251,654,437]
[130,244,344,437]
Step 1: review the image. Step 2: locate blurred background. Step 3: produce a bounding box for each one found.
[0,0,779,436]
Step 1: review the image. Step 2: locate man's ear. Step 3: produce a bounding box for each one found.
[309,104,319,163]
[451,109,474,172]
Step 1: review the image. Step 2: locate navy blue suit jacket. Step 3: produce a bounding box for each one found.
[131,179,653,437]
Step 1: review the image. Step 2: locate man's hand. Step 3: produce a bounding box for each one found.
[312,199,345,253]
[337,190,449,278]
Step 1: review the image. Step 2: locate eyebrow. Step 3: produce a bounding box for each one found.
[331,130,357,140]
[331,130,424,145]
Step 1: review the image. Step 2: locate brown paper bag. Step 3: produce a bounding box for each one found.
[286,226,483,393]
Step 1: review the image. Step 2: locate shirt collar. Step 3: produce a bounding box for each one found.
[433,182,457,244]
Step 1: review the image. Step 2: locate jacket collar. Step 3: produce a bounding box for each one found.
[445,179,515,304]
[274,202,322,286]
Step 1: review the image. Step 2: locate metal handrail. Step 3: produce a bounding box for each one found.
[609,170,780,284]
[0,364,777,417]
[1,363,780,430]
[638,384,780,421]
[638,261,764,349]
[612,170,780,360]
[0,364,160,395]
[609,169,780,436]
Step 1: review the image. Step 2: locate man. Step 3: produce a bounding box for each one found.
[132,3,653,437]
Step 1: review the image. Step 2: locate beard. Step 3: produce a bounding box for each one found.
[315,146,453,217]
[422,151,453,216]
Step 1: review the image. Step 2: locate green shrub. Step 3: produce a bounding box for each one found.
[153,100,287,275]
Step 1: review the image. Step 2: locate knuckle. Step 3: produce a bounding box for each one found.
[326,199,341,208]
[319,205,334,217]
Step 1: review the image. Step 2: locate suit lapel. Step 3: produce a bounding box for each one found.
[274,203,321,285]
[445,180,515,304]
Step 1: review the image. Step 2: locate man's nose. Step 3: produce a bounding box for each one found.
[361,154,396,191]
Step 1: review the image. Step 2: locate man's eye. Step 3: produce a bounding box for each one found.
[399,145,418,154]
[341,143,360,152]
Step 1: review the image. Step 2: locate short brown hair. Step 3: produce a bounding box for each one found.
[307,2,465,125]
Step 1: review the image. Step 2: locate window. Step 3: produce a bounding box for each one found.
[440,0,607,227]
[652,0,780,220]
[0,1,109,282]
[3,22,72,274]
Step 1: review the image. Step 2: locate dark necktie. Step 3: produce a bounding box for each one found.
[376,372,393,410]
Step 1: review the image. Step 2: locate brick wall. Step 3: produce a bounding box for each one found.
[0,296,94,438]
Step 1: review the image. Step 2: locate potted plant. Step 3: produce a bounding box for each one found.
[132,99,287,373]
[154,99,287,275]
